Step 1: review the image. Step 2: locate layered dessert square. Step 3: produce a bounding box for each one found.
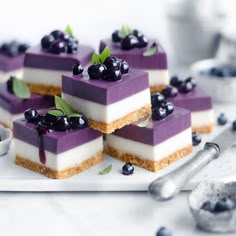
[0,81,54,129]
[105,106,192,172]
[22,29,94,96]
[0,41,29,81]
[165,76,214,133]
[62,67,151,134]
[14,109,103,179]
[99,27,169,92]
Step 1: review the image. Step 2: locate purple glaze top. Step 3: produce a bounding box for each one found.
[24,45,94,71]
[62,68,149,105]
[13,119,102,154]
[0,84,54,114]
[167,86,213,112]
[99,39,167,70]
[0,54,25,72]
[113,107,191,146]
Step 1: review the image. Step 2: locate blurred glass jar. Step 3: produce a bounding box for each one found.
[166,0,225,64]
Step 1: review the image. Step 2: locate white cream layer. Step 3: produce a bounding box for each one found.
[106,128,192,161]
[145,69,169,87]
[23,67,70,86]
[192,109,214,127]
[15,136,103,171]
[0,107,23,129]
[62,89,151,123]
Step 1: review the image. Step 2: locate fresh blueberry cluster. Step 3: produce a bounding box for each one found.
[112,29,148,50]
[41,30,78,54]
[0,41,29,57]
[24,108,87,133]
[170,75,196,94]
[122,163,134,175]
[156,227,172,236]
[201,66,236,78]
[192,132,201,146]
[88,56,129,81]
[151,93,174,121]
[201,197,236,213]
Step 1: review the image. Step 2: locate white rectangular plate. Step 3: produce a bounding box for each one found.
[0,105,236,191]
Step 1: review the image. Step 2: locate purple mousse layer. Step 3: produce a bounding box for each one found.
[99,39,167,70]
[113,107,191,146]
[13,120,102,154]
[0,84,54,114]
[0,54,25,72]
[167,87,213,112]
[62,68,149,105]
[24,45,94,71]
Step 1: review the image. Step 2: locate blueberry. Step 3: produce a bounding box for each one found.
[0,43,10,54]
[152,107,167,121]
[136,34,148,48]
[24,108,39,123]
[161,85,178,98]
[192,132,201,146]
[112,30,121,42]
[161,102,174,115]
[5,42,18,57]
[41,35,55,49]
[72,63,84,75]
[70,115,87,129]
[104,69,122,81]
[66,41,78,54]
[122,163,134,175]
[179,82,193,94]
[88,64,107,80]
[121,34,139,50]
[120,60,129,74]
[217,113,228,126]
[185,77,196,88]
[104,56,120,71]
[233,120,236,131]
[133,29,142,37]
[48,40,66,54]
[151,93,165,108]
[53,116,71,131]
[18,43,29,53]
[156,227,172,236]
[50,30,64,39]
[170,75,182,88]
[201,201,215,212]
[214,198,236,213]
[6,76,14,93]
[59,32,70,41]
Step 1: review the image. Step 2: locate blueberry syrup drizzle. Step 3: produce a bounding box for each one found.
[36,125,48,165]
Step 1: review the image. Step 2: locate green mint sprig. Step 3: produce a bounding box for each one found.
[91,46,110,64]
[143,42,158,56]
[54,96,77,116]
[65,25,73,37]
[12,77,31,99]
[98,164,112,175]
[119,24,132,38]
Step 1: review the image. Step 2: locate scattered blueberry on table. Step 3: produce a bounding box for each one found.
[122,163,134,175]
[201,197,236,213]
[156,226,172,236]
[217,113,228,126]
[192,132,201,146]
[232,120,236,131]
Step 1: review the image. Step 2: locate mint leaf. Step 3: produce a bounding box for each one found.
[137,113,152,127]
[65,25,73,37]
[91,53,100,64]
[98,164,112,175]
[13,77,31,99]
[120,24,132,37]
[143,43,158,56]
[47,109,64,116]
[69,113,82,118]
[100,46,110,63]
[55,96,76,116]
